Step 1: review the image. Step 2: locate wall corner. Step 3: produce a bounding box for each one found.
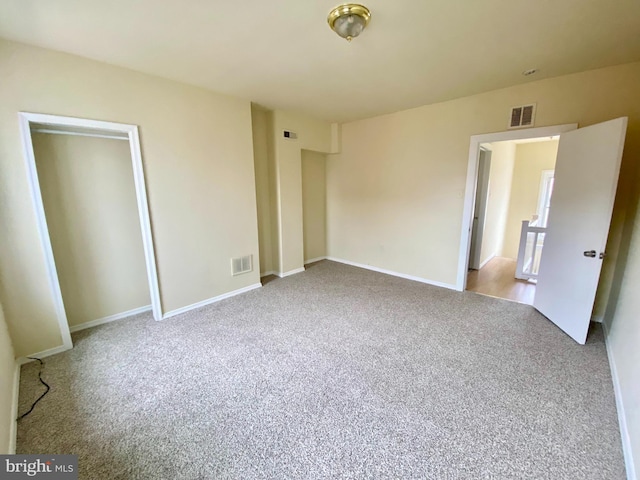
[331,123,342,154]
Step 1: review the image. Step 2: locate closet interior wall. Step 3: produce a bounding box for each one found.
[32,131,151,329]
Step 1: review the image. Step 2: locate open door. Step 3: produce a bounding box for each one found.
[534,117,628,344]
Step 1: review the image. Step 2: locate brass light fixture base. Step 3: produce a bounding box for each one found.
[327,4,371,42]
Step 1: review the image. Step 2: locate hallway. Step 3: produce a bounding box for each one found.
[467,257,536,305]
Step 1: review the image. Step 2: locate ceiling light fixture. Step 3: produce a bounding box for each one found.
[327,4,371,42]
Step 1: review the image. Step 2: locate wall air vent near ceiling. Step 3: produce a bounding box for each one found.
[508,104,536,129]
[231,255,253,276]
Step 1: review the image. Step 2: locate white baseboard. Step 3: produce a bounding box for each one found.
[9,362,20,454]
[260,271,277,278]
[591,314,604,324]
[17,344,71,365]
[276,267,305,278]
[15,306,151,362]
[69,305,152,333]
[326,257,457,290]
[304,256,327,265]
[162,283,262,319]
[603,322,637,480]
[478,253,496,270]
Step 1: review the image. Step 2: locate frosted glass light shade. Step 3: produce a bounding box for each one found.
[328,4,371,42]
[333,14,366,40]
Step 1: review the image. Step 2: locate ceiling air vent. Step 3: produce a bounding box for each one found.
[231,255,253,276]
[508,104,536,129]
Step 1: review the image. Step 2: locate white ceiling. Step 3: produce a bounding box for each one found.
[1,0,640,122]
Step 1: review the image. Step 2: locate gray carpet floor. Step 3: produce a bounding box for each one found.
[17,260,625,479]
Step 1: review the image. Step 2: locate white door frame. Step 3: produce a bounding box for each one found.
[456,123,578,291]
[18,112,163,354]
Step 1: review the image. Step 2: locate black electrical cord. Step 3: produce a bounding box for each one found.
[17,357,50,421]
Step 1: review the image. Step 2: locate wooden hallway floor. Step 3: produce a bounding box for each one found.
[467,256,536,305]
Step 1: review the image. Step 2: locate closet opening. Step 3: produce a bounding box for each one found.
[302,149,328,267]
[19,113,162,355]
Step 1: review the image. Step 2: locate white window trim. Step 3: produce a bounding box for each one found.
[536,169,555,227]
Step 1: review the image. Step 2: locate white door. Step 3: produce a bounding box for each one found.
[534,117,628,344]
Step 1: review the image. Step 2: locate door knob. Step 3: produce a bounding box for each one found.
[583,250,597,258]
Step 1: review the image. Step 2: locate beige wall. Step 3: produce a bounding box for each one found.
[302,150,327,262]
[479,142,515,265]
[502,140,559,259]
[605,168,640,476]
[271,110,334,274]
[33,133,150,327]
[267,113,280,276]
[0,39,260,356]
[251,106,275,275]
[327,61,640,292]
[0,301,16,454]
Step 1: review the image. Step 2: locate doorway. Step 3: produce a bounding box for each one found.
[19,112,161,355]
[301,149,328,266]
[465,136,560,305]
[457,124,577,293]
[458,119,628,345]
